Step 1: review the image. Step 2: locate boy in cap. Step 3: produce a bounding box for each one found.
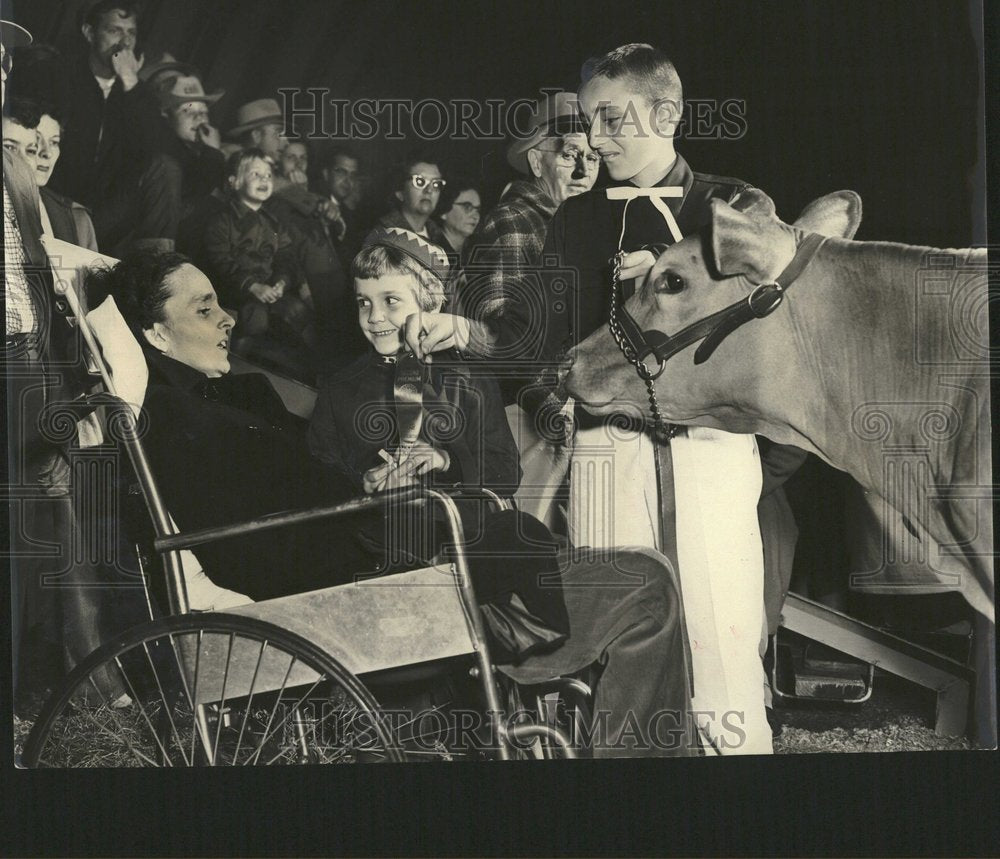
[149,72,226,243]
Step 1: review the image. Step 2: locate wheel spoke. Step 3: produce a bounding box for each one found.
[247,658,331,763]
[187,629,205,763]
[245,647,298,766]
[112,656,176,766]
[210,631,239,764]
[141,641,191,766]
[232,638,268,764]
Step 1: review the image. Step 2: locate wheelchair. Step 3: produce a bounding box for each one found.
[21,240,592,767]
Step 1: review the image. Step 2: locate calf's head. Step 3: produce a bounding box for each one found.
[565,189,862,429]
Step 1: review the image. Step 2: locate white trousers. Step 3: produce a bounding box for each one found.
[568,423,773,755]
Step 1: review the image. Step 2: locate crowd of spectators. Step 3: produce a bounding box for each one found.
[5,1,813,756]
[3,0,523,383]
[2,0,612,722]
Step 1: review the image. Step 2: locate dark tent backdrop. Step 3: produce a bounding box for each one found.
[11,0,984,246]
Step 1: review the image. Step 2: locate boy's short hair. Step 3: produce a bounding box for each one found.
[226,147,272,182]
[582,43,683,110]
[351,244,446,313]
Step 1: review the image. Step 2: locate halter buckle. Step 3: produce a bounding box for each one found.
[747,282,784,317]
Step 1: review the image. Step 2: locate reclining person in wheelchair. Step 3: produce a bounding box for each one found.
[89,240,697,757]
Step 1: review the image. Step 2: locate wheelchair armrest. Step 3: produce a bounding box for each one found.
[152,484,460,554]
[444,486,514,513]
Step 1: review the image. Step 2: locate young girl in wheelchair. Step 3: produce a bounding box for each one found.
[89,239,697,757]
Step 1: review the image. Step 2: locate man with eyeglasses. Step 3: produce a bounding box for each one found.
[319,147,369,266]
[377,149,445,243]
[403,92,598,397]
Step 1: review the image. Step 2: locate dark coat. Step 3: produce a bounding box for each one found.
[138,350,374,602]
[265,189,360,357]
[39,186,98,251]
[536,153,807,632]
[307,350,521,497]
[176,188,227,268]
[149,132,227,242]
[333,203,369,271]
[202,194,304,307]
[47,53,162,213]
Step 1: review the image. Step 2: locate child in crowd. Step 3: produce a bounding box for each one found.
[202,147,316,351]
[307,226,520,500]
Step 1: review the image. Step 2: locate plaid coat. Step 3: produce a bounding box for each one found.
[459,179,557,348]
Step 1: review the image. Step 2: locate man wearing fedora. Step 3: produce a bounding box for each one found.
[148,71,226,245]
[45,0,174,253]
[400,92,599,377]
[227,97,286,160]
[456,91,599,394]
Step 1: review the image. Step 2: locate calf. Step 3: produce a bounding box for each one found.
[566,189,992,623]
[567,190,995,744]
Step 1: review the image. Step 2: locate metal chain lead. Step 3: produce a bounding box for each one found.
[609,252,679,443]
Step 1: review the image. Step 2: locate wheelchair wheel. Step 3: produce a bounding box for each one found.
[22,613,404,767]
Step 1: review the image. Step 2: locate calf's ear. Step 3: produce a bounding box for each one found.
[729,187,777,218]
[793,190,863,239]
[711,198,794,282]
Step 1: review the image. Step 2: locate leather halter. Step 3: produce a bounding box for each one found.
[610,231,827,381]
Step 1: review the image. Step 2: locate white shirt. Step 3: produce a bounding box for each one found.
[94,74,116,99]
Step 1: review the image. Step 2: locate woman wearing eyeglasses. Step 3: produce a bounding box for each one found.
[433,175,482,296]
[377,148,446,243]
[435,175,482,260]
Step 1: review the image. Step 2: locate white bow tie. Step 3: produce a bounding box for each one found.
[606,186,685,243]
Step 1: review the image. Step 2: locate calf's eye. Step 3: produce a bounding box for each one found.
[654,271,686,294]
